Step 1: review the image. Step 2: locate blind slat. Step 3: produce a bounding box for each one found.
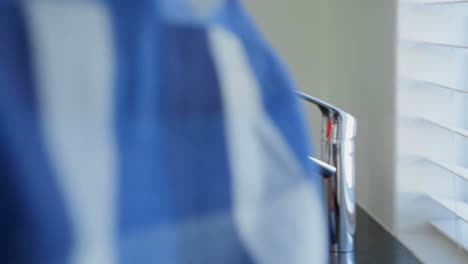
[409,79,468,94]
[431,219,468,252]
[426,158,468,182]
[429,195,468,223]
[424,0,468,5]
[421,117,468,138]
[420,41,468,50]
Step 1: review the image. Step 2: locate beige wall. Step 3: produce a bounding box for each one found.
[242,0,330,100]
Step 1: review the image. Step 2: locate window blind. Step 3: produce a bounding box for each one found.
[398,0,468,262]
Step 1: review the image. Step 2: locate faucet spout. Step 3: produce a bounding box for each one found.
[297,90,357,253]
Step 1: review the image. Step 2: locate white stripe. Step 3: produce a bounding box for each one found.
[208,26,327,264]
[24,3,116,264]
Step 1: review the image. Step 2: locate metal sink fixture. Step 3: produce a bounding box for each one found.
[297,91,357,254]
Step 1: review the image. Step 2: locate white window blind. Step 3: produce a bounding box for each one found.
[398,0,468,262]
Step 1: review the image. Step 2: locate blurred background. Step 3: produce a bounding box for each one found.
[3,0,468,263]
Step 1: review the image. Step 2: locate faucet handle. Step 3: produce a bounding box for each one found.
[296,91,356,141]
[309,156,337,178]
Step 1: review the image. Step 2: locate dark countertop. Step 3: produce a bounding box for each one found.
[331,207,422,264]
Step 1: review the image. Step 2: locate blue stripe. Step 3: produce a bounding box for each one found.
[214,1,319,184]
[109,2,179,262]
[0,4,72,263]
[159,26,251,263]
[109,2,251,262]
[160,26,231,219]
[159,0,225,24]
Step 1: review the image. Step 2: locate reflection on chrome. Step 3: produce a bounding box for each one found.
[298,91,357,253]
[331,252,355,264]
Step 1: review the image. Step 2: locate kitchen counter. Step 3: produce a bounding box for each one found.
[331,207,422,264]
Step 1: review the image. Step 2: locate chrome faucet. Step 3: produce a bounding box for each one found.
[297,91,357,253]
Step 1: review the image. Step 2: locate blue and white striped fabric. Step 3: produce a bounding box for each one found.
[0,1,327,263]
